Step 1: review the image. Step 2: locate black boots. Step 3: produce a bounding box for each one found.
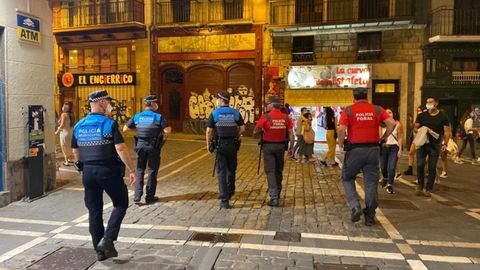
[96,237,118,261]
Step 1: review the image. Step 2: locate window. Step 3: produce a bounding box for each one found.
[295,0,323,24]
[292,36,315,63]
[224,0,243,20]
[84,49,95,71]
[357,32,382,61]
[359,0,389,19]
[375,83,395,93]
[100,48,111,72]
[68,49,79,71]
[172,0,191,23]
[452,58,480,71]
[117,47,129,71]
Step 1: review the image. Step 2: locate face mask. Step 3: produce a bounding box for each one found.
[426,104,435,111]
[105,103,113,114]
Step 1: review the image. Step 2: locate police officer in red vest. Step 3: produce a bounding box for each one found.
[255,96,294,207]
[337,88,396,226]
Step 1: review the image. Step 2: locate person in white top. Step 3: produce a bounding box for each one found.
[55,103,75,166]
[455,110,478,164]
[380,109,403,194]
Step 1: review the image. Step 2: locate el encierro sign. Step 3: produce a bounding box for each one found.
[61,72,136,87]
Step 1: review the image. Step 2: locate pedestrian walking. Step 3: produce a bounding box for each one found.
[292,107,308,159]
[72,90,137,261]
[455,109,478,164]
[414,97,451,197]
[254,96,294,207]
[123,95,171,204]
[404,106,425,176]
[320,107,338,166]
[206,91,245,209]
[380,109,403,194]
[297,112,315,163]
[337,87,396,226]
[56,103,75,166]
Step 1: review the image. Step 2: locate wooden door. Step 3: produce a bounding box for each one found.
[160,68,184,132]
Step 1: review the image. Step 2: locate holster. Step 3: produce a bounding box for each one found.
[343,140,353,151]
[153,135,164,149]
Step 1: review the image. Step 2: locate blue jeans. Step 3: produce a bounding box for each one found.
[416,141,441,191]
[380,145,399,185]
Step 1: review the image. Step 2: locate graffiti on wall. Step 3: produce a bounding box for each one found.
[188,85,255,124]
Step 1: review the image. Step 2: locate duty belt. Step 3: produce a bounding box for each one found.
[351,143,379,148]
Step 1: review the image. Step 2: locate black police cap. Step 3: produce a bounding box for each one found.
[217,91,230,102]
[88,90,112,103]
[144,95,158,103]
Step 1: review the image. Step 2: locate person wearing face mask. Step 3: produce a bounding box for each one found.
[206,91,246,209]
[414,97,451,197]
[71,90,137,261]
[123,95,171,204]
[379,109,403,194]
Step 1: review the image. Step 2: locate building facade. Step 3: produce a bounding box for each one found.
[422,0,480,129]
[0,0,56,206]
[52,0,151,126]
[150,0,266,133]
[266,0,428,141]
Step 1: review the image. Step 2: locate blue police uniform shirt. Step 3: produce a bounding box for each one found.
[72,113,124,164]
[125,109,168,138]
[206,106,244,137]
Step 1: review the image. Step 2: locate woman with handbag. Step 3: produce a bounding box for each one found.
[320,107,338,166]
[380,109,403,194]
[455,110,478,165]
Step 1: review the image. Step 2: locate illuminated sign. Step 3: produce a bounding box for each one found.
[60,72,137,87]
[17,13,41,45]
[287,64,370,89]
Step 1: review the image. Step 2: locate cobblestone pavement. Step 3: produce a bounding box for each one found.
[0,134,479,270]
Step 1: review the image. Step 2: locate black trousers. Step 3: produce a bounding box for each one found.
[135,141,161,200]
[216,140,237,202]
[263,143,286,200]
[83,164,128,251]
[458,134,477,159]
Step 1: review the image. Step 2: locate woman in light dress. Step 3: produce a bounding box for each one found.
[55,103,75,166]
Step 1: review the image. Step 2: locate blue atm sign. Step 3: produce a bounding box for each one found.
[17,13,41,45]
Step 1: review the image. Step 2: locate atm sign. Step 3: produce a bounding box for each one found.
[17,13,41,45]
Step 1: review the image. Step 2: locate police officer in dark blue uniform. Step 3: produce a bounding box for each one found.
[72,90,137,261]
[123,95,171,204]
[206,91,245,209]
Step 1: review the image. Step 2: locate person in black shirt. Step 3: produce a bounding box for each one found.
[414,97,451,197]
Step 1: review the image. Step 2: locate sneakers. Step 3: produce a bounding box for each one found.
[395,172,401,180]
[454,157,464,164]
[439,171,448,178]
[415,186,424,196]
[145,196,160,204]
[424,190,432,197]
[386,185,395,194]
[96,237,118,261]
[365,217,375,226]
[380,179,387,188]
[220,201,232,209]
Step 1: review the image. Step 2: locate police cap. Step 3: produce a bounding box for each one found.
[267,96,281,105]
[144,95,158,105]
[88,90,112,103]
[217,91,230,102]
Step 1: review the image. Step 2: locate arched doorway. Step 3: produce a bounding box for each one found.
[159,66,185,132]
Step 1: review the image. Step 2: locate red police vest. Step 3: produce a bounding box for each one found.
[344,102,382,144]
[260,109,289,142]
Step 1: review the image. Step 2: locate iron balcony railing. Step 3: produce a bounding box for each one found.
[430,6,480,36]
[153,0,253,25]
[452,71,480,85]
[54,0,144,29]
[270,0,414,26]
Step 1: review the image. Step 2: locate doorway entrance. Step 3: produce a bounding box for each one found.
[439,99,459,131]
[159,67,185,132]
[372,80,400,117]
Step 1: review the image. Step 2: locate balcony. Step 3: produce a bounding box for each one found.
[452,71,480,85]
[53,0,145,30]
[429,6,480,41]
[153,0,253,26]
[270,0,414,26]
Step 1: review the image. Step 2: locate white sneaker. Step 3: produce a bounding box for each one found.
[454,159,464,164]
[439,171,448,178]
